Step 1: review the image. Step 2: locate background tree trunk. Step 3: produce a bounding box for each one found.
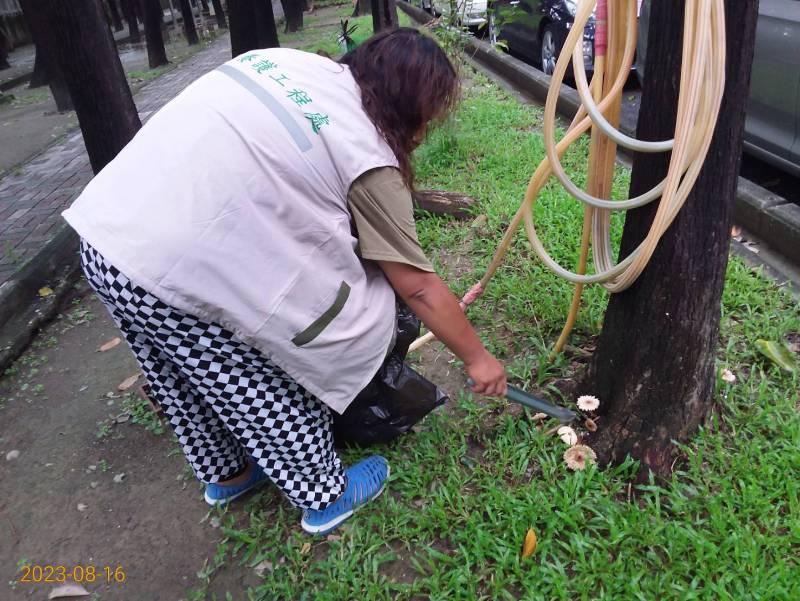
[139,0,169,67]
[122,0,142,42]
[200,0,211,13]
[580,0,759,479]
[107,0,125,31]
[178,0,200,44]
[228,0,260,56]
[211,0,228,28]
[255,0,280,47]
[281,0,303,32]
[370,0,396,32]
[0,27,10,69]
[352,0,370,17]
[27,0,141,173]
[19,0,73,111]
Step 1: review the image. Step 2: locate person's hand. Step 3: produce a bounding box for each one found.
[466,351,507,397]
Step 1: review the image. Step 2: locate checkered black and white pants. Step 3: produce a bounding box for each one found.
[80,240,346,511]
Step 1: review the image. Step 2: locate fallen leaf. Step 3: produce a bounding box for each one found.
[6,449,20,461]
[755,340,797,373]
[326,534,342,542]
[113,473,126,483]
[97,337,121,352]
[77,503,88,512]
[48,584,90,599]
[253,559,274,577]
[90,481,99,489]
[117,373,141,391]
[521,528,537,558]
[210,516,221,528]
[300,542,311,555]
[38,286,54,298]
[584,418,598,432]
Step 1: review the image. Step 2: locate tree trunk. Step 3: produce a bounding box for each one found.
[0,27,10,70]
[139,0,169,67]
[200,0,211,13]
[352,0,370,17]
[122,0,142,42]
[19,0,73,111]
[27,0,142,173]
[370,0,396,33]
[179,0,200,44]
[211,0,228,28]
[29,47,48,87]
[255,0,280,47]
[108,0,125,31]
[281,0,303,33]
[580,0,759,479]
[228,0,260,56]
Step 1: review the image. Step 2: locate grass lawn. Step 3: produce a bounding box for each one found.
[181,17,800,601]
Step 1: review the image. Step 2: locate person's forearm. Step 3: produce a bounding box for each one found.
[398,275,488,366]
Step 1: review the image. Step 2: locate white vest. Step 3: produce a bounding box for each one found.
[63,49,400,414]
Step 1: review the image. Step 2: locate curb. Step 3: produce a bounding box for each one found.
[0,225,81,373]
[398,0,800,268]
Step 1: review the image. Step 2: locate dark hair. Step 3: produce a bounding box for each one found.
[340,28,459,188]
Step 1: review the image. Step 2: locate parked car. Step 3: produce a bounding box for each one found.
[487,0,597,76]
[420,0,489,29]
[637,0,800,177]
[486,0,643,76]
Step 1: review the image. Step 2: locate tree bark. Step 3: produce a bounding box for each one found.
[19,0,73,111]
[26,0,141,173]
[228,0,260,56]
[107,0,125,31]
[370,0,397,33]
[179,0,200,44]
[255,0,280,47]
[412,190,476,220]
[211,0,228,28]
[352,0,370,17]
[580,0,759,479]
[122,0,142,42]
[281,0,303,33]
[139,0,169,67]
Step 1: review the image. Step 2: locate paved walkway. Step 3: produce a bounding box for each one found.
[0,34,232,285]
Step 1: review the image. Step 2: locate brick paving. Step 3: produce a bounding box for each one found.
[0,34,232,285]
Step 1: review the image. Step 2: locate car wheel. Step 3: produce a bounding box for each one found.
[540,24,557,76]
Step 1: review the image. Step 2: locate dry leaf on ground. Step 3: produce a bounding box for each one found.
[300,542,312,555]
[98,337,121,352]
[48,584,90,599]
[118,373,141,391]
[38,286,54,298]
[521,528,537,558]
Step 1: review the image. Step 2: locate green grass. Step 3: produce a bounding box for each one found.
[282,5,413,55]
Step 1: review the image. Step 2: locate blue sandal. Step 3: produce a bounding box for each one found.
[204,460,269,506]
[301,455,390,535]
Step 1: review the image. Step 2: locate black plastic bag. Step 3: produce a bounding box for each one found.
[332,303,448,446]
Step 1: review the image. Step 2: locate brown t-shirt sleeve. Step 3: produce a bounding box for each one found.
[347,167,435,273]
